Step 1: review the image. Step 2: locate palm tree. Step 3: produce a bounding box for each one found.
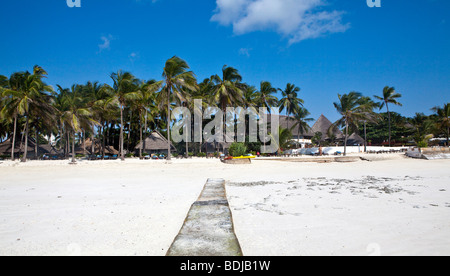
[0,75,7,88]
[410,113,434,147]
[270,126,293,152]
[0,75,18,160]
[1,66,53,162]
[1,73,28,160]
[211,65,245,112]
[278,83,304,130]
[0,76,9,143]
[105,70,140,161]
[160,56,198,161]
[357,96,381,152]
[209,66,245,146]
[193,78,216,153]
[257,81,278,111]
[374,86,402,147]
[55,85,75,158]
[254,81,278,152]
[333,92,367,156]
[88,84,117,159]
[291,106,313,148]
[242,84,258,109]
[82,81,106,156]
[59,85,97,163]
[431,103,450,146]
[134,80,162,158]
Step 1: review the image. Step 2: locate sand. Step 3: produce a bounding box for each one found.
[0,154,449,256]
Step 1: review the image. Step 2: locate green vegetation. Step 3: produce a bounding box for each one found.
[229,142,247,157]
[0,59,448,163]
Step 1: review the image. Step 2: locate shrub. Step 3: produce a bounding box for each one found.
[229,142,247,157]
[417,141,428,148]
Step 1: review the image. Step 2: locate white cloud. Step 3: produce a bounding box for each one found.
[129,52,140,62]
[211,0,349,44]
[98,34,113,52]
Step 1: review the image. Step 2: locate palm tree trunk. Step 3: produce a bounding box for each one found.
[263,114,267,153]
[127,110,132,154]
[144,110,148,154]
[139,116,143,159]
[11,115,17,161]
[446,125,449,147]
[22,117,29,162]
[102,124,106,159]
[67,131,70,159]
[71,132,76,163]
[185,124,189,158]
[120,104,125,161]
[83,130,86,155]
[287,111,290,132]
[364,121,367,153]
[167,87,172,161]
[387,103,391,147]
[222,102,227,151]
[344,121,348,156]
[35,128,38,159]
[91,123,95,156]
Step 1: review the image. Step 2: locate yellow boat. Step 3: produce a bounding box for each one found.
[232,155,256,159]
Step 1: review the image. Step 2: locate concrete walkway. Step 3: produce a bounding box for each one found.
[166,178,243,256]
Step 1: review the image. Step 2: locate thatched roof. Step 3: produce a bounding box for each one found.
[309,114,343,140]
[346,133,365,145]
[135,131,176,151]
[278,115,312,137]
[0,137,63,156]
[76,138,119,155]
[202,132,235,151]
[263,114,313,138]
[0,138,31,155]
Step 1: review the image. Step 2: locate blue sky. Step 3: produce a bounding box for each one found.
[0,0,449,123]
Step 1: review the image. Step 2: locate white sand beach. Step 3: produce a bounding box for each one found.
[0,155,449,256]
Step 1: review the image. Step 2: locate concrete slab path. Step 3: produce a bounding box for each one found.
[166,178,243,256]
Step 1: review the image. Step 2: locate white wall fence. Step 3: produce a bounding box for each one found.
[285,146,408,155]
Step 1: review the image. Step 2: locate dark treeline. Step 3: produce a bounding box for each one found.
[1,57,449,161]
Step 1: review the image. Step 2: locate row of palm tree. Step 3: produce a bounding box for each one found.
[1,57,448,161]
[0,57,308,162]
[333,88,449,155]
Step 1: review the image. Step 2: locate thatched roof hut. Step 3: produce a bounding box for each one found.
[0,137,63,158]
[135,131,176,154]
[309,114,344,140]
[277,115,313,138]
[76,138,119,155]
[346,133,365,146]
[264,114,313,139]
[201,132,235,153]
[0,138,32,156]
